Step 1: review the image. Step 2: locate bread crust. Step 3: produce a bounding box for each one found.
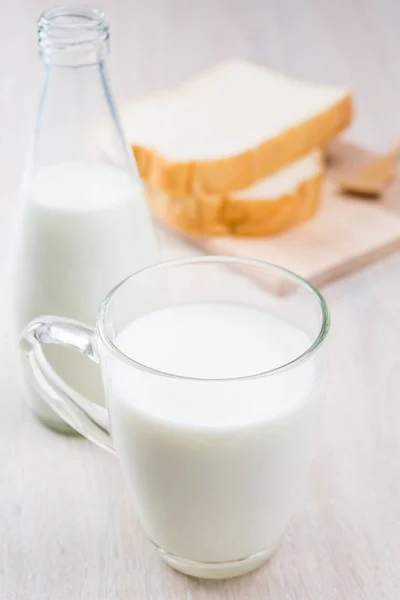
[134,94,350,197]
[145,154,323,237]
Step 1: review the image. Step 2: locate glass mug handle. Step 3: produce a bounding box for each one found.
[19,316,114,453]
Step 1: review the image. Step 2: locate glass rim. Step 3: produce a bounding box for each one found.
[38,6,106,29]
[97,256,330,382]
[37,6,109,53]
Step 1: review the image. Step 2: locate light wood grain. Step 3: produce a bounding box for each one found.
[193,142,400,289]
[2,0,400,598]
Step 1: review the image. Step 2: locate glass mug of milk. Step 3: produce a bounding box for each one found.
[20,256,329,579]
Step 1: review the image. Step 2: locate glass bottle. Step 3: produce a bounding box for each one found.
[10,6,159,432]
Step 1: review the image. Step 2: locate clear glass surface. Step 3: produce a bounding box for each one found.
[11,6,159,431]
[20,256,329,578]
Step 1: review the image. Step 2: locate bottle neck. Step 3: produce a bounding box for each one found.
[31,6,133,174]
[37,6,109,67]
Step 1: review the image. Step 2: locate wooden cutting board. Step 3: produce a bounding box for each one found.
[162,141,400,287]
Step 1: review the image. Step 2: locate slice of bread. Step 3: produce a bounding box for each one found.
[146,151,322,237]
[122,59,351,196]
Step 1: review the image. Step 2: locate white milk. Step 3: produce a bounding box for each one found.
[107,303,323,569]
[11,161,158,426]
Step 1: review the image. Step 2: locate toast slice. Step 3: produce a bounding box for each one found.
[146,151,322,237]
[122,60,351,196]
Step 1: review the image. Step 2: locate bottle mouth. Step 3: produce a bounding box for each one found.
[37,5,109,62]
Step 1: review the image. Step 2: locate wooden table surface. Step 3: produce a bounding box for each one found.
[2,0,400,598]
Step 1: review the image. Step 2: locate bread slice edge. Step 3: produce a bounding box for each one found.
[145,151,323,237]
[134,92,349,196]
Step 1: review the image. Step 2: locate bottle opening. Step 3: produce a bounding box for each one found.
[37,5,109,64]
